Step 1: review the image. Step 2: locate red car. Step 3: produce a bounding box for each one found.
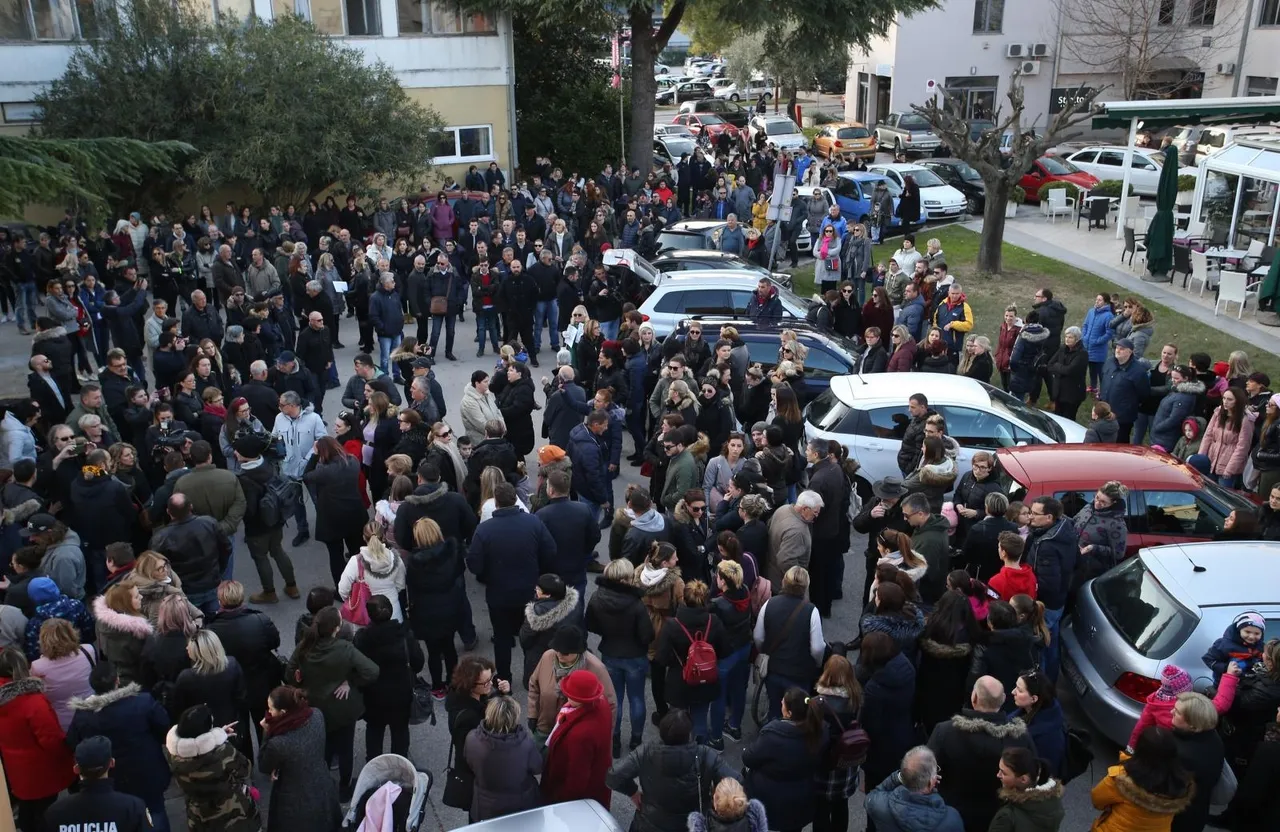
[672,113,739,140]
[996,445,1256,557]
[1018,156,1100,202]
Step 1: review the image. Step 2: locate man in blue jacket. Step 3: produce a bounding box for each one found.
[567,411,613,524]
[534,469,601,624]
[1099,337,1151,443]
[896,283,927,343]
[1026,496,1078,683]
[467,482,558,685]
[368,273,404,377]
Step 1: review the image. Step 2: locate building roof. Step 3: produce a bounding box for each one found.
[1092,95,1280,130]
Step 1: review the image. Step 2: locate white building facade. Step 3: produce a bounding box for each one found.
[0,0,516,181]
[845,0,1280,132]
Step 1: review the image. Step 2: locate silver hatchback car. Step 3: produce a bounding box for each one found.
[1062,541,1280,747]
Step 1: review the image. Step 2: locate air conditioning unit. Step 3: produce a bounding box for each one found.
[1020,60,1041,76]
[1217,62,1236,75]
[1030,42,1050,58]
[1006,44,1025,58]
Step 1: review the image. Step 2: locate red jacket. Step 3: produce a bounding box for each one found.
[988,564,1038,602]
[540,695,613,806]
[0,676,76,799]
[996,321,1022,373]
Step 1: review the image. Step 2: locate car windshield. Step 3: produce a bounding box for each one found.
[984,384,1066,442]
[1201,477,1259,514]
[968,120,996,139]
[951,161,982,182]
[909,168,947,188]
[656,231,710,251]
[805,389,853,432]
[764,119,801,136]
[899,115,929,131]
[699,114,726,125]
[837,126,871,140]
[1091,557,1199,659]
[1040,156,1081,175]
[663,138,696,157]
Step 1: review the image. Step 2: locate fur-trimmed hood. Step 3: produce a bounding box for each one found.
[919,637,972,659]
[0,676,44,707]
[640,564,682,596]
[1171,379,1206,396]
[949,709,1029,738]
[32,325,70,343]
[1017,323,1050,344]
[404,482,452,509]
[523,587,580,631]
[917,456,957,487]
[69,682,142,712]
[165,725,231,760]
[998,779,1064,804]
[92,595,155,639]
[674,499,708,526]
[1109,767,1194,815]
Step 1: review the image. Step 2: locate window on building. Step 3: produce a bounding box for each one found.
[31,0,77,38]
[431,124,495,164]
[1247,76,1279,96]
[944,75,999,119]
[212,0,252,23]
[1263,0,1280,25]
[972,0,1003,33]
[1190,0,1217,25]
[294,0,377,34]
[1158,0,1175,24]
[1,0,110,39]
[2,102,42,123]
[398,0,494,34]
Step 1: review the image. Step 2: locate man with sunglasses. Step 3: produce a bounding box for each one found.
[902,492,950,604]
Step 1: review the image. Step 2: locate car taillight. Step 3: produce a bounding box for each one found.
[641,314,650,322]
[834,141,843,148]
[1115,672,1160,702]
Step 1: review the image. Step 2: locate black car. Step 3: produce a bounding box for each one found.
[656,81,714,106]
[670,318,858,404]
[677,98,750,129]
[922,159,987,214]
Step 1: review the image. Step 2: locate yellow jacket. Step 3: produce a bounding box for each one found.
[1090,764,1194,832]
[751,201,769,232]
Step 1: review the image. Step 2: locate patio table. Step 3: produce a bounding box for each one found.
[1203,247,1249,260]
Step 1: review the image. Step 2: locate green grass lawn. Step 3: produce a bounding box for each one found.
[788,226,1279,382]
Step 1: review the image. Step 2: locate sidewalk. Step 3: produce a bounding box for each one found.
[967,216,1280,358]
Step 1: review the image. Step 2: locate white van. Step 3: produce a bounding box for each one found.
[1169,124,1280,164]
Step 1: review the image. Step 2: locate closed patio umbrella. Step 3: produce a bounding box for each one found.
[1145,144,1178,281]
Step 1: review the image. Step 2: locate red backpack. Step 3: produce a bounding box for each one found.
[675,620,719,686]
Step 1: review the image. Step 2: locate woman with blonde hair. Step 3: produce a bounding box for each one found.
[886,324,917,372]
[1227,349,1253,386]
[586,557,652,755]
[91,583,153,686]
[710,559,752,748]
[464,695,542,822]
[959,334,994,383]
[405,517,465,696]
[687,778,768,832]
[665,379,700,426]
[364,389,400,500]
[479,464,528,522]
[338,534,407,622]
[174,628,252,755]
[130,551,193,624]
[31,618,94,731]
[140,593,197,699]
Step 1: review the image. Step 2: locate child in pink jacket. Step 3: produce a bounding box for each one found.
[1126,662,1239,751]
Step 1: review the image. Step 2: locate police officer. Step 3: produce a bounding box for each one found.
[44,736,152,832]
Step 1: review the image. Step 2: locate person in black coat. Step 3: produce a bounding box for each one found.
[670,495,711,585]
[354,594,425,760]
[967,601,1039,702]
[1219,716,1280,831]
[171,629,252,756]
[950,455,1005,551]
[496,362,537,458]
[1045,327,1090,423]
[206,582,282,743]
[534,474,602,611]
[852,477,912,608]
[653,580,730,744]
[858,632,916,795]
[915,591,982,735]
[586,559,654,752]
[405,522,466,693]
[294,312,336,393]
[742,687,829,832]
[516,574,580,688]
[463,432,519,510]
[303,440,370,587]
[959,496,1018,583]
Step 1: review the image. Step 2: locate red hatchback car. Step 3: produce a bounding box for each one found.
[996,445,1257,557]
[672,113,739,140]
[1018,156,1100,202]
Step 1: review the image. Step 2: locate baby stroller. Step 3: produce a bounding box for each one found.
[342,754,433,832]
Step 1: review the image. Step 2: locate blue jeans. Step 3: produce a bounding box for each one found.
[378,334,402,376]
[222,534,236,582]
[475,308,500,353]
[1042,606,1064,683]
[1217,474,1240,488]
[429,313,455,356]
[188,589,219,618]
[14,282,37,330]
[602,654,648,739]
[534,300,559,351]
[710,644,751,738]
[600,318,620,340]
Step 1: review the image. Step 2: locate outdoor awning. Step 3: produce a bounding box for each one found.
[1091,95,1280,130]
[1149,56,1197,73]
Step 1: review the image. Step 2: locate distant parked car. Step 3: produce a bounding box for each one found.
[656,80,714,106]
[1018,156,1099,202]
[813,122,877,161]
[1063,146,1197,197]
[921,159,986,214]
[671,113,739,142]
[867,163,966,220]
[748,115,808,152]
[873,112,942,157]
[638,274,812,337]
[715,77,776,102]
[678,98,751,129]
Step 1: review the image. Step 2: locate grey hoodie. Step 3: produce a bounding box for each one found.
[43,529,86,600]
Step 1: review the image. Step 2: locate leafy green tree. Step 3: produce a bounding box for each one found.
[512,12,628,176]
[0,135,192,220]
[36,0,445,212]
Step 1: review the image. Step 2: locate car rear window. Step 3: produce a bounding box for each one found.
[805,389,858,433]
[838,127,870,140]
[1091,558,1198,659]
[899,115,929,130]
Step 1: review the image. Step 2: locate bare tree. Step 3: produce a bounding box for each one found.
[913,71,1099,276]
[1054,0,1243,100]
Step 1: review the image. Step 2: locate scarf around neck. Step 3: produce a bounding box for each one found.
[264,706,313,738]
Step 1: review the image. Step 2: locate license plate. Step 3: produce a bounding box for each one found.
[1063,654,1088,695]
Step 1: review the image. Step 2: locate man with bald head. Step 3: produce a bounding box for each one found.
[148,491,230,615]
[925,674,1037,831]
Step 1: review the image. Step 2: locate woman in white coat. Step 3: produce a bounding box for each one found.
[460,370,504,443]
[338,535,407,622]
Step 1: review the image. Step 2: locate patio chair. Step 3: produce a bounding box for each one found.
[1122,196,1140,226]
[1045,189,1074,223]
[1087,197,1109,230]
[1172,243,1193,288]
[1242,238,1265,270]
[1188,249,1217,296]
[1123,225,1147,270]
[1209,225,1229,248]
[1214,270,1261,319]
[1142,205,1157,223]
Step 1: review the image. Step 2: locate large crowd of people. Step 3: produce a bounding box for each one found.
[0,154,1277,832]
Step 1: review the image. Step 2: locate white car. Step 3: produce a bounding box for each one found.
[804,374,1088,494]
[715,78,776,102]
[868,163,967,220]
[654,123,695,138]
[749,115,808,151]
[637,274,813,337]
[794,184,834,253]
[707,78,735,94]
[1063,146,1197,197]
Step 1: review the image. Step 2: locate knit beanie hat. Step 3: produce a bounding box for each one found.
[1234,611,1266,636]
[1155,664,1192,701]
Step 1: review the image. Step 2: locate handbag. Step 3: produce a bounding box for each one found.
[409,675,437,726]
[441,742,473,810]
[752,599,807,681]
[339,558,372,627]
[1210,758,1238,805]
[430,275,452,316]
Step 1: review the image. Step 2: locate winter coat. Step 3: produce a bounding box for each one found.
[165,725,260,832]
[92,596,155,686]
[518,588,581,685]
[607,741,740,832]
[338,547,406,622]
[640,566,685,661]
[928,709,1037,831]
[1014,699,1067,778]
[67,683,171,802]
[1200,408,1258,477]
[996,320,1022,374]
[304,455,369,544]
[885,338,916,372]
[1150,380,1206,451]
[405,538,466,643]
[896,408,935,476]
[1033,299,1068,347]
[1009,324,1051,397]
[460,384,503,443]
[0,676,76,799]
[1074,502,1129,579]
[258,709,340,832]
[865,775,964,832]
[368,286,404,337]
[1089,763,1193,832]
[527,650,617,736]
[1100,355,1152,424]
[287,636,380,731]
[1047,341,1089,409]
[1086,418,1120,444]
[468,506,556,609]
[860,652,918,786]
[23,593,94,662]
[541,693,613,807]
[464,723,543,822]
[766,504,813,591]
[656,604,730,707]
[742,718,827,831]
[989,780,1066,832]
[989,564,1038,601]
[915,636,973,734]
[30,646,94,730]
[1082,305,1116,363]
[1027,518,1079,610]
[1169,725,1224,832]
[497,374,538,457]
[913,513,953,604]
[860,606,925,665]
[353,619,424,718]
[587,576,655,660]
[969,626,1041,705]
[710,585,754,653]
[902,456,957,516]
[172,660,251,755]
